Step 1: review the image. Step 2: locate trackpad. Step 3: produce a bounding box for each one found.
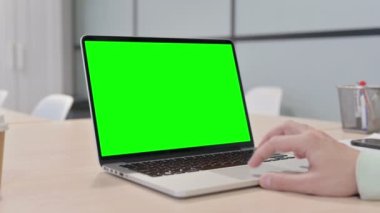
[249,163,305,178]
[210,164,292,180]
[212,164,307,180]
[211,165,257,180]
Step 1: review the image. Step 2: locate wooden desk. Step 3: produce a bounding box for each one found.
[0,108,48,124]
[1,118,379,212]
[324,128,369,141]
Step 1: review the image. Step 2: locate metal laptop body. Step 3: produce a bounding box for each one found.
[81,36,308,198]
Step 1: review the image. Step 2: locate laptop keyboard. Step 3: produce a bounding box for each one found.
[121,150,294,177]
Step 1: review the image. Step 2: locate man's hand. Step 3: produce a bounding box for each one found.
[248,121,359,197]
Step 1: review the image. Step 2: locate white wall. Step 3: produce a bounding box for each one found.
[137,0,230,38]
[236,0,380,35]
[74,0,134,42]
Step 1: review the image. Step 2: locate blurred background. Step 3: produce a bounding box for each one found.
[1,0,380,121]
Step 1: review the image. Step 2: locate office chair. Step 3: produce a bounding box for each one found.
[0,90,9,107]
[32,94,74,120]
[244,86,283,116]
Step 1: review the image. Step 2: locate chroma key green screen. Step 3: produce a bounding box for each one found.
[83,39,252,157]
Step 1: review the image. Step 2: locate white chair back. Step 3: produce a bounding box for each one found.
[244,87,283,116]
[32,94,74,120]
[0,90,8,107]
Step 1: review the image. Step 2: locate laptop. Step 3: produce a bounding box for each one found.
[81,36,308,198]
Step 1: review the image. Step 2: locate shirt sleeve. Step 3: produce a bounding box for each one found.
[356,150,380,200]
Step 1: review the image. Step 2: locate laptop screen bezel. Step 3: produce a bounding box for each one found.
[81,35,254,165]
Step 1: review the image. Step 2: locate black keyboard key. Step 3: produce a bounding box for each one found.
[121,150,291,177]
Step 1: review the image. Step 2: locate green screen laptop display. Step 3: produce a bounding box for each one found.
[84,39,251,157]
